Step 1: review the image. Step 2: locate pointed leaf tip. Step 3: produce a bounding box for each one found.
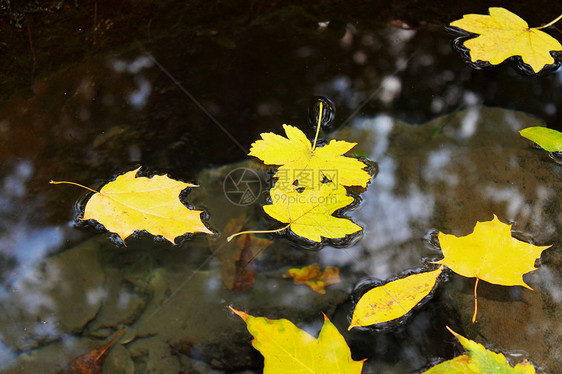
[229,306,250,322]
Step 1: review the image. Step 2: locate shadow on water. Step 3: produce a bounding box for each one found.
[0,1,561,373]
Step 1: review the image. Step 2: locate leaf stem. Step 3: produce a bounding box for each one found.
[50,180,99,194]
[95,326,125,361]
[311,101,323,151]
[535,13,562,29]
[471,278,479,323]
[227,224,291,242]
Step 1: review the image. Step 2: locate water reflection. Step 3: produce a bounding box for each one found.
[328,116,434,278]
[111,56,154,75]
[0,104,560,372]
[0,5,560,371]
[0,161,64,284]
[128,76,152,109]
[327,107,561,372]
[110,56,154,109]
[0,162,113,371]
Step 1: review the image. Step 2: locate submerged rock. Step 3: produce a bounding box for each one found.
[0,237,105,352]
[2,107,559,373]
[337,106,561,373]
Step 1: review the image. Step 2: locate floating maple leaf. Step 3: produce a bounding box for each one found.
[51,167,212,243]
[423,327,537,373]
[228,104,368,244]
[249,124,371,189]
[434,215,551,322]
[263,182,361,242]
[229,306,364,373]
[285,263,340,294]
[349,266,443,329]
[449,7,562,73]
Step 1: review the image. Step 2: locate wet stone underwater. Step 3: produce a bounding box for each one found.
[0,2,561,373]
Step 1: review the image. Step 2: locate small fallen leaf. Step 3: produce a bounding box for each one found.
[57,328,124,374]
[230,241,259,292]
[434,215,551,322]
[249,124,371,189]
[212,215,272,292]
[349,266,443,329]
[422,327,536,373]
[285,264,340,294]
[449,7,562,73]
[520,126,562,152]
[51,167,212,243]
[229,306,364,374]
[263,182,362,242]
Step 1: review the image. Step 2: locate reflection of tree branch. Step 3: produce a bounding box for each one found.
[430,104,465,140]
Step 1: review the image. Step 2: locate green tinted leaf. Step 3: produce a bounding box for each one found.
[422,327,536,374]
[422,355,471,373]
[520,127,562,152]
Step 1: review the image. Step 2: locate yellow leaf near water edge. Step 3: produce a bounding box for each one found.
[285,264,341,294]
[435,215,551,322]
[229,306,364,374]
[264,182,362,242]
[450,7,562,73]
[249,124,371,189]
[349,266,443,329]
[73,167,212,243]
[422,327,536,373]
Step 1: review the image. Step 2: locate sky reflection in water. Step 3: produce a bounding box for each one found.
[0,15,560,372]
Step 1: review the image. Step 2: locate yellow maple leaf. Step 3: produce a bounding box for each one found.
[285,264,341,294]
[229,306,364,374]
[422,327,536,373]
[51,167,212,243]
[434,215,551,322]
[227,103,367,244]
[349,266,443,329]
[249,124,371,189]
[450,7,562,73]
[264,182,362,242]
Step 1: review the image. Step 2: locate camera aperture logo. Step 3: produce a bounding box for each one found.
[223,167,262,206]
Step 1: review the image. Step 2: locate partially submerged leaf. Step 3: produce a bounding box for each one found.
[422,355,472,373]
[349,266,443,329]
[423,327,536,373]
[449,7,562,73]
[285,264,340,294]
[57,328,125,374]
[435,215,551,322]
[264,182,362,242]
[520,126,562,152]
[249,124,371,189]
[229,306,364,374]
[212,215,272,291]
[52,167,212,243]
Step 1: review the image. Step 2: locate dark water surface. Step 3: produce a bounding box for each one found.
[0,2,561,373]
